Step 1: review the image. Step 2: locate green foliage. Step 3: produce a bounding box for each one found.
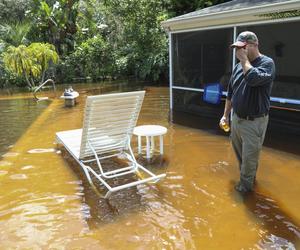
[166,0,230,16]
[0,0,31,23]
[29,43,59,83]
[59,35,114,83]
[2,43,58,88]
[28,0,79,55]
[102,0,169,81]
[0,0,232,86]
[0,61,25,88]
[3,45,40,88]
[0,22,31,49]
[75,0,105,44]
[0,20,33,87]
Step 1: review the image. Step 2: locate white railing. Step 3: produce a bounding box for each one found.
[33,79,56,101]
[172,85,300,107]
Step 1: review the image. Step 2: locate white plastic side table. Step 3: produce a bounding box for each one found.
[133,125,167,159]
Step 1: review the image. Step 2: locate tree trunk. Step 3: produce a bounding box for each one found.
[25,77,32,88]
[23,71,33,89]
[30,78,35,88]
[41,70,46,84]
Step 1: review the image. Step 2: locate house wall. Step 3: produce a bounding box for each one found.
[170,19,300,135]
[238,21,300,100]
[239,22,300,78]
[172,29,233,90]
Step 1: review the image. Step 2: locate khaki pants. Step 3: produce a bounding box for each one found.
[231,113,269,190]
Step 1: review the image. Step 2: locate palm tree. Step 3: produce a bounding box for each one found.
[28,43,59,83]
[2,43,58,89]
[0,22,31,48]
[3,45,40,88]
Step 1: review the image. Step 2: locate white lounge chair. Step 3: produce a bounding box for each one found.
[56,91,166,198]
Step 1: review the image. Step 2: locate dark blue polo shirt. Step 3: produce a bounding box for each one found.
[227,55,275,118]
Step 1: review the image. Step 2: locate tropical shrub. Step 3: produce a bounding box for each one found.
[0,62,24,88]
[59,35,115,83]
[28,0,79,55]
[102,0,169,82]
[29,43,59,83]
[0,22,31,50]
[0,0,31,23]
[2,43,58,88]
[0,0,232,86]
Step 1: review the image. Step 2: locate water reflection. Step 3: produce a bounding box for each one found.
[0,84,299,249]
[60,148,167,227]
[0,98,49,156]
[173,110,300,156]
[232,188,300,249]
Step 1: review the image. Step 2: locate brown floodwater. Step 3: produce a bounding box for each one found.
[0,83,299,249]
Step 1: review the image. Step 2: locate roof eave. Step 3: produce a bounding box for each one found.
[161,0,300,30]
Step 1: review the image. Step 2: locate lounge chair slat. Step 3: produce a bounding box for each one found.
[56,90,166,198]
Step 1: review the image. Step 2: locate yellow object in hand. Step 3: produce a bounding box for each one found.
[221,121,230,132]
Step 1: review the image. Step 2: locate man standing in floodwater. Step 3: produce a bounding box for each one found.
[219,31,275,193]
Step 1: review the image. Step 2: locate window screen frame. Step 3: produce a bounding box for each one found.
[169,17,300,110]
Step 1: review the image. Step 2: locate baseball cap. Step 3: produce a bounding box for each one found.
[231,31,258,48]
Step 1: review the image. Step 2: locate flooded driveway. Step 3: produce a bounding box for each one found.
[0,84,299,249]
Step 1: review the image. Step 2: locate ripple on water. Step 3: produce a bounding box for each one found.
[0,170,8,176]
[0,161,13,167]
[10,174,28,180]
[27,148,56,154]
[257,234,296,249]
[209,161,230,173]
[2,152,19,157]
[167,175,184,180]
[21,165,34,170]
